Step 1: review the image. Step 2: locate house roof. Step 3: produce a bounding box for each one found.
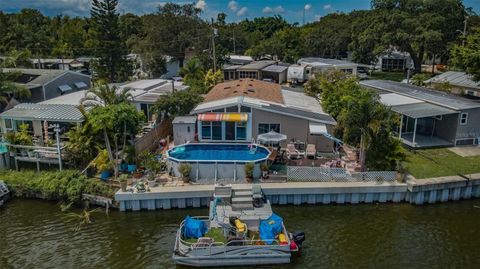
[298,57,357,68]
[262,65,288,73]
[204,79,284,104]
[39,90,87,106]
[193,82,336,125]
[425,71,480,90]
[237,61,276,71]
[3,68,67,86]
[360,80,480,110]
[118,79,188,104]
[390,103,458,118]
[0,103,84,122]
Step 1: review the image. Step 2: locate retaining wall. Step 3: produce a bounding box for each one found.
[115,174,480,211]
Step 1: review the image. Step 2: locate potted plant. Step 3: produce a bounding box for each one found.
[93,149,113,180]
[260,162,269,179]
[244,162,255,183]
[119,174,129,192]
[178,163,192,183]
[124,145,137,173]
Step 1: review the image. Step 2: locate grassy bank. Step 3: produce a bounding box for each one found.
[404,148,480,179]
[0,170,116,203]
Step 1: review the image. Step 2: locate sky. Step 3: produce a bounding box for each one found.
[0,0,479,23]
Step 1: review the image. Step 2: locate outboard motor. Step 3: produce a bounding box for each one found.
[291,231,305,247]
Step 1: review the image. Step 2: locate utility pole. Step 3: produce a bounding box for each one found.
[211,18,217,73]
[233,29,236,55]
[462,16,468,46]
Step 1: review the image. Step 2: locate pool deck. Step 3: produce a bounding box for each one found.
[115,181,409,211]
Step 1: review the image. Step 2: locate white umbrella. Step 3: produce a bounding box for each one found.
[257,130,287,145]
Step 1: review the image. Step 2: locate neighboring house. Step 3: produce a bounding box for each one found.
[376,51,413,72]
[188,79,337,152]
[0,91,86,144]
[222,60,288,84]
[297,58,358,75]
[425,71,480,98]
[31,58,85,71]
[227,55,254,65]
[360,80,480,147]
[117,79,188,121]
[2,68,91,103]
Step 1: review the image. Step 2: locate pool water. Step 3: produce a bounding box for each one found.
[168,144,270,162]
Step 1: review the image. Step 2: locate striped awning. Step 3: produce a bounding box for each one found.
[197,113,248,122]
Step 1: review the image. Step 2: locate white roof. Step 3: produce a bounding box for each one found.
[282,89,325,114]
[380,93,424,107]
[119,79,169,91]
[425,71,480,90]
[229,55,254,61]
[39,90,87,106]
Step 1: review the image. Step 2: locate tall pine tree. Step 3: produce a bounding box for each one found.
[90,0,130,82]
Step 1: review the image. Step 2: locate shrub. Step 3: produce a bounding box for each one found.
[178,163,192,178]
[244,162,255,178]
[0,170,115,203]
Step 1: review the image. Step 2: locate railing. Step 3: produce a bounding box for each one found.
[287,166,397,182]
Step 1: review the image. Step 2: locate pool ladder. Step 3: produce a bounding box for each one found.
[249,138,257,154]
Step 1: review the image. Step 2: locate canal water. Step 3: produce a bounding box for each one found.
[1,199,480,269]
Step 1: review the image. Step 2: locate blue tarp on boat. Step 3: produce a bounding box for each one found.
[183,216,207,239]
[259,213,283,244]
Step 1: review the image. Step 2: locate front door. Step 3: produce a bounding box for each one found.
[226,122,235,140]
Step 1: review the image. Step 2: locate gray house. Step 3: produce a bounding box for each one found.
[360,80,480,147]
[2,68,91,103]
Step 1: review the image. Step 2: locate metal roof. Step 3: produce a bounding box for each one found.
[380,93,424,107]
[172,116,196,124]
[3,68,67,86]
[0,103,84,122]
[223,65,242,71]
[360,80,480,110]
[237,61,276,71]
[261,65,288,73]
[425,71,480,90]
[298,57,357,67]
[390,103,458,118]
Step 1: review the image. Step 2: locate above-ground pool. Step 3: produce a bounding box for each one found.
[168,143,270,162]
[167,143,270,182]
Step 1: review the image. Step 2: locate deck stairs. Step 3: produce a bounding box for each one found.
[231,185,254,211]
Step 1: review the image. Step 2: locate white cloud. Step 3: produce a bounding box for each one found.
[304,4,312,11]
[323,4,332,10]
[315,14,322,21]
[195,0,206,11]
[274,6,285,13]
[228,1,238,11]
[262,6,273,14]
[236,7,247,16]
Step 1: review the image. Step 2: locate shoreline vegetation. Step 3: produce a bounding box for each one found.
[0,170,115,204]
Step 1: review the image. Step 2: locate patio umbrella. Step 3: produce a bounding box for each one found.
[257,130,287,145]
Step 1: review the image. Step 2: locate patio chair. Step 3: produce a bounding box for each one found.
[286,143,301,159]
[306,144,316,159]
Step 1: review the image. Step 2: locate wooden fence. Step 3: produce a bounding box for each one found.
[134,120,172,154]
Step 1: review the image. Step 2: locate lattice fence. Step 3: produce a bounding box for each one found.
[287,166,352,182]
[287,166,397,182]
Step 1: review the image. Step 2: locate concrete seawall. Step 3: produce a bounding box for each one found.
[115,174,480,211]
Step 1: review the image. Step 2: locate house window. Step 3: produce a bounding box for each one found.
[258,123,280,134]
[4,119,13,130]
[201,121,212,139]
[212,121,222,140]
[226,106,238,112]
[466,90,475,96]
[460,113,468,125]
[240,106,251,113]
[236,122,247,140]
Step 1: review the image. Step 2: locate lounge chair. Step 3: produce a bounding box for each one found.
[286,143,302,159]
[306,144,316,159]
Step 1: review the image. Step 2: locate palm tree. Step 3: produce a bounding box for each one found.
[81,82,132,107]
[180,58,204,83]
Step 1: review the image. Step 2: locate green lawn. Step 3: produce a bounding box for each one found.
[404,148,480,179]
[369,72,406,82]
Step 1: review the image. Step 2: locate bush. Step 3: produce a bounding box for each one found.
[244,162,255,178]
[0,170,115,203]
[178,163,192,178]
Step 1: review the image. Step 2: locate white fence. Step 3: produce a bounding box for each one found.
[287,166,396,182]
